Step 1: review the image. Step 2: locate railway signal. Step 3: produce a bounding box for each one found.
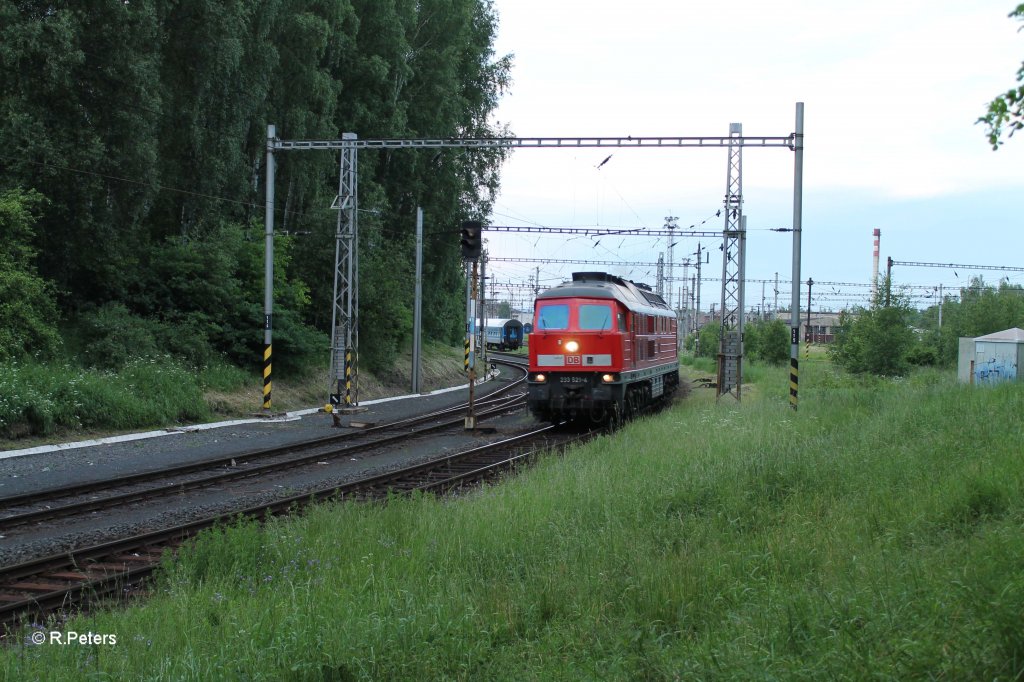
[460,220,482,260]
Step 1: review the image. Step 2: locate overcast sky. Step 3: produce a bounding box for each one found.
[484,0,1024,312]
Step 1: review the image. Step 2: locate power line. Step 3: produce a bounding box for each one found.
[483,225,721,237]
[889,259,1024,274]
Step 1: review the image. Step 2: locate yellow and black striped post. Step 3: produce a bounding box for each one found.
[344,350,353,407]
[263,344,272,409]
[464,338,470,372]
[789,357,798,410]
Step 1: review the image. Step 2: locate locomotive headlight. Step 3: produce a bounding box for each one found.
[564,340,579,352]
[601,373,618,383]
[532,373,547,383]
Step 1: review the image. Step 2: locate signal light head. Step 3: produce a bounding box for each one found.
[460,220,482,260]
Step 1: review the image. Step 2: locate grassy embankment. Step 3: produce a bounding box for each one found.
[4,354,1023,679]
[0,343,466,449]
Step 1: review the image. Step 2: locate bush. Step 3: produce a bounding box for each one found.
[0,189,61,361]
[75,303,161,370]
[745,318,790,365]
[689,323,721,359]
[72,303,216,371]
[0,269,62,361]
[829,294,916,377]
[906,343,940,367]
[0,357,210,439]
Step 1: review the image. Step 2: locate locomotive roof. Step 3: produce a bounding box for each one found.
[536,272,671,313]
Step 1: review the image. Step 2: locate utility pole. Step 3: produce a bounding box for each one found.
[412,207,423,393]
[690,276,696,334]
[656,253,665,299]
[263,124,276,411]
[665,216,678,309]
[938,283,944,329]
[467,259,478,430]
[805,278,814,342]
[789,102,805,411]
[677,286,685,350]
[695,242,703,334]
[774,272,779,320]
[465,262,472,373]
[717,120,746,401]
[885,256,893,306]
[479,250,487,369]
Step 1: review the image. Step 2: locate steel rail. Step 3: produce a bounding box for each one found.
[0,368,528,530]
[0,422,579,633]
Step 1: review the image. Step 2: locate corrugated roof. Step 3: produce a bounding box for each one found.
[975,327,1024,342]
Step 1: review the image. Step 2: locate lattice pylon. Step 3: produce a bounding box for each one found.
[717,123,745,400]
[329,133,359,407]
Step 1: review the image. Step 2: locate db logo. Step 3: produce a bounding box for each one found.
[566,355,582,365]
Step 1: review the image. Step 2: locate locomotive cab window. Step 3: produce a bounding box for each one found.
[579,304,613,330]
[617,312,627,331]
[536,304,569,330]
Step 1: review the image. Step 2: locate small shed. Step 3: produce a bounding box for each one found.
[957,328,1024,384]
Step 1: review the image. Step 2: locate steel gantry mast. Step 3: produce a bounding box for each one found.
[263,117,802,411]
[665,216,677,308]
[717,123,746,400]
[329,133,359,409]
[656,254,665,298]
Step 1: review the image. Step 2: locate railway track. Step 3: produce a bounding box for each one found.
[0,360,529,533]
[0,420,588,635]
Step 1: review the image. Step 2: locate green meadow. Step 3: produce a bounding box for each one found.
[4,358,1023,680]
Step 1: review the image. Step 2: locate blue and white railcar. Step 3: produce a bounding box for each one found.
[484,318,524,351]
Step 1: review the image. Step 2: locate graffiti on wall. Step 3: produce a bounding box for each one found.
[974,357,1018,384]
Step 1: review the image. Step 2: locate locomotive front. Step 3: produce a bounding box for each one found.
[527,281,626,423]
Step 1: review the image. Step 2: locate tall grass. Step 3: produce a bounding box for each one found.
[0,357,211,441]
[4,362,1023,680]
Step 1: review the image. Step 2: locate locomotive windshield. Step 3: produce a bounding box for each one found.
[578,304,613,330]
[536,303,569,330]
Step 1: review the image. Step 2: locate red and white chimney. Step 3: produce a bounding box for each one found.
[871,229,881,299]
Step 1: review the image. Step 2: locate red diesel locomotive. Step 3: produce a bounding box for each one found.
[527,272,679,423]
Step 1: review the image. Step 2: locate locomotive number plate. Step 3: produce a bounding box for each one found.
[560,376,587,384]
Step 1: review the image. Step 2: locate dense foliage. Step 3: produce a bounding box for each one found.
[686,318,788,365]
[917,277,1024,365]
[829,285,917,377]
[742,318,790,365]
[0,189,60,361]
[979,3,1024,148]
[687,322,720,359]
[0,0,509,375]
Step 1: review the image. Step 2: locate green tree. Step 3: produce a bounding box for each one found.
[0,0,510,378]
[744,318,790,365]
[0,189,60,360]
[829,287,917,377]
[920,277,1024,366]
[692,323,721,359]
[0,1,163,304]
[979,4,1024,148]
